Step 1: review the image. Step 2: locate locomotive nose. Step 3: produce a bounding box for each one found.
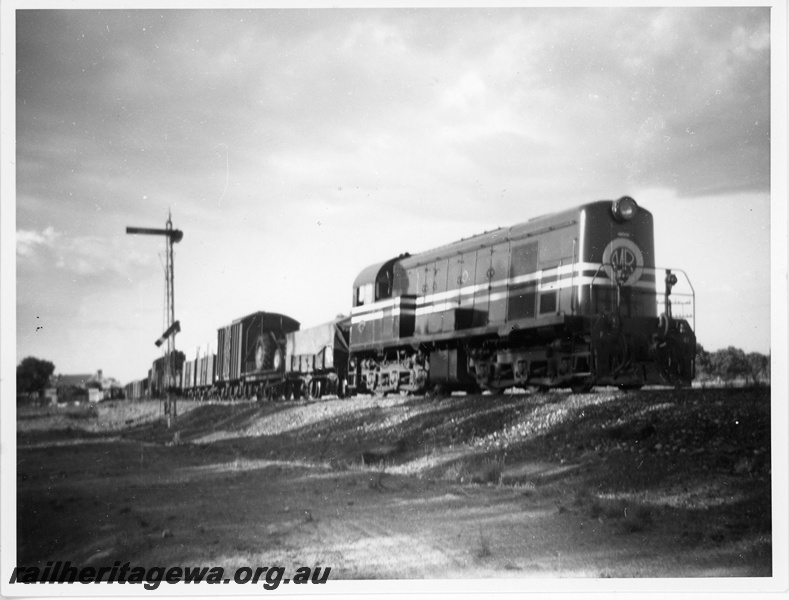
[611,196,638,221]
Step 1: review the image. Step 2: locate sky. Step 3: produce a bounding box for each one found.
[3,4,784,385]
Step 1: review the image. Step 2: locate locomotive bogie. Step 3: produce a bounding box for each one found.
[348,348,429,396]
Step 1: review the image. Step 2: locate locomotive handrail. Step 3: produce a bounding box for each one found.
[588,264,695,331]
[570,238,577,315]
[652,266,695,332]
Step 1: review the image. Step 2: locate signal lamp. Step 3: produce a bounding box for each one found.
[612,196,638,221]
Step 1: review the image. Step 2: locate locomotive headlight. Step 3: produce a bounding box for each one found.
[612,196,638,221]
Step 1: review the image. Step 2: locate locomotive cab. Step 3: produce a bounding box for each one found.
[352,257,397,308]
[350,256,417,350]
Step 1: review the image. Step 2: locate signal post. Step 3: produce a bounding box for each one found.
[126,212,184,442]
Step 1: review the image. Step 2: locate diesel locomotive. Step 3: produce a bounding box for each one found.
[348,196,695,395]
[125,196,695,400]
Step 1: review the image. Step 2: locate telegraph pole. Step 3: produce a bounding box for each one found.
[126,212,184,442]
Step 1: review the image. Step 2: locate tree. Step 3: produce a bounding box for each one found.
[17,357,55,396]
[746,352,770,386]
[694,343,770,386]
[709,346,749,384]
[695,343,713,381]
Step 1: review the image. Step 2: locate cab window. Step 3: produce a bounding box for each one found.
[376,273,392,300]
[356,282,374,306]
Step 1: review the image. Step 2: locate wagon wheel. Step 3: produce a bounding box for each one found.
[617,384,643,391]
[571,379,594,394]
[428,383,448,398]
[463,382,482,395]
[326,374,338,397]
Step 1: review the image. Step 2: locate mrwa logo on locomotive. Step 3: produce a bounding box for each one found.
[602,237,645,286]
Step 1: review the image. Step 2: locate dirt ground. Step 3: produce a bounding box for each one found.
[15,387,772,582]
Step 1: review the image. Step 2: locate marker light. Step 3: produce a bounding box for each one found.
[612,196,638,222]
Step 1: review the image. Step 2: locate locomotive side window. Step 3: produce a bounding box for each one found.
[539,291,557,314]
[391,262,410,297]
[510,242,538,277]
[357,282,374,306]
[376,271,392,300]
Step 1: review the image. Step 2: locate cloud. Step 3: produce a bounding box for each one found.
[16,226,58,257]
[506,7,771,197]
[17,225,155,279]
[16,7,771,242]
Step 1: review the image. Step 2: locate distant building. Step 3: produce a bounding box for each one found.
[45,369,123,404]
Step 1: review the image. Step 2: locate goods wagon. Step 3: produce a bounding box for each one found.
[148,362,164,399]
[123,378,148,400]
[196,350,216,397]
[181,358,196,395]
[215,311,300,399]
[180,348,217,399]
[347,197,695,395]
[149,352,185,399]
[285,317,351,398]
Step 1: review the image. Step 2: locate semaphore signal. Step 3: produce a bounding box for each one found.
[126,211,183,439]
